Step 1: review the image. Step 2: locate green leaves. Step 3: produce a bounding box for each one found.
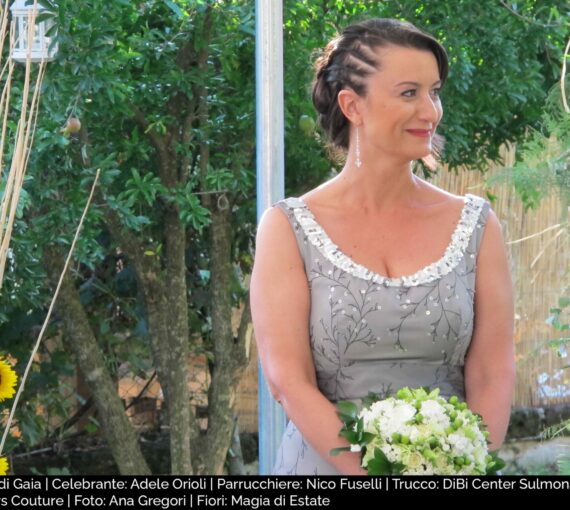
[169,182,212,231]
[336,400,359,423]
[545,292,570,362]
[26,0,56,9]
[361,391,382,409]
[177,193,211,232]
[165,0,188,19]
[486,80,570,210]
[329,446,351,456]
[205,167,235,193]
[332,399,375,461]
[106,195,151,232]
[485,451,507,475]
[366,448,405,476]
[121,169,165,207]
[546,295,570,332]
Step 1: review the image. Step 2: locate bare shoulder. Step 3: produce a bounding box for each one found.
[256,204,293,241]
[420,183,504,254]
[415,179,465,208]
[254,204,304,270]
[256,203,290,234]
[478,206,506,256]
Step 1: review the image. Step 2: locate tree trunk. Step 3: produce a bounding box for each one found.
[193,200,250,474]
[102,203,171,398]
[103,204,198,474]
[163,207,194,474]
[228,415,246,475]
[44,248,152,475]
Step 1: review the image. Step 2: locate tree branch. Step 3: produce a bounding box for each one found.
[498,1,563,28]
[235,296,252,368]
[179,96,198,184]
[193,4,214,208]
[48,397,94,440]
[43,246,152,475]
[131,105,169,157]
[175,6,214,184]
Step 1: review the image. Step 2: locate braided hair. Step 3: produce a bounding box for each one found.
[312,18,448,152]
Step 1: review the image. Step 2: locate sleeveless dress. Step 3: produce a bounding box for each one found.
[270,193,491,475]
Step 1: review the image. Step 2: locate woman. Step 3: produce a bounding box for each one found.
[250,18,515,475]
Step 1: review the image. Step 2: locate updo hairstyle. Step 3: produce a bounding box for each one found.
[312,18,448,151]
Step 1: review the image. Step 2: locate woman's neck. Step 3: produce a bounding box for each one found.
[323,160,423,215]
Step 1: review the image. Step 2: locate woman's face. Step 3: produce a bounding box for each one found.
[357,45,443,162]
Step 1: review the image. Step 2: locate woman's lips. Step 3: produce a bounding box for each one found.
[406,129,431,137]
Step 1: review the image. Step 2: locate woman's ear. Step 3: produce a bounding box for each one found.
[337,89,362,125]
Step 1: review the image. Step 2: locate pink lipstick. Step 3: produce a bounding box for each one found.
[406,129,431,137]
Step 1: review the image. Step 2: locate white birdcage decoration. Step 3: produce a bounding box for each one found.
[10,0,57,63]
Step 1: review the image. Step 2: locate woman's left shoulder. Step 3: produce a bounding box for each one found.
[417,179,467,207]
[422,183,490,214]
[418,185,497,241]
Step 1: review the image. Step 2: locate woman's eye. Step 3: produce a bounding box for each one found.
[402,88,442,98]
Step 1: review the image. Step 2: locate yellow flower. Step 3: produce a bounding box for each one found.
[404,451,423,469]
[0,457,8,475]
[0,357,17,401]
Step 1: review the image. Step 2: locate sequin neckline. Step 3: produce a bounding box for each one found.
[286,193,486,287]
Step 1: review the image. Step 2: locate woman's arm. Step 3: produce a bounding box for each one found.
[250,206,367,475]
[464,208,516,451]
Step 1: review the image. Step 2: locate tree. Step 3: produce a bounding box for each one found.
[2,0,254,475]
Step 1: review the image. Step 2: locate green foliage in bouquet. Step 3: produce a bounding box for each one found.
[331,398,406,475]
[331,387,506,475]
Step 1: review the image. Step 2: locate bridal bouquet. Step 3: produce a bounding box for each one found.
[331,387,505,475]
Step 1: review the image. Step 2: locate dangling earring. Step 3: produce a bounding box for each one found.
[355,126,362,168]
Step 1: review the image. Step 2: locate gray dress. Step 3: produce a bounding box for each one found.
[270,193,491,475]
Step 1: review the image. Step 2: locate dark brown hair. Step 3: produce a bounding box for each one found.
[312,18,448,154]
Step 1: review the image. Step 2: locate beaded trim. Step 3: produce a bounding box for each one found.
[285,194,486,287]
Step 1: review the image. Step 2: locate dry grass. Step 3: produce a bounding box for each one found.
[0,1,46,288]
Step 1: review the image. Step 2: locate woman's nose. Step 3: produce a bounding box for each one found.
[418,94,440,123]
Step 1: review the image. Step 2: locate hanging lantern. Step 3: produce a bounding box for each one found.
[10,0,57,63]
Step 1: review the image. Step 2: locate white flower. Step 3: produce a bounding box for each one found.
[392,402,416,425]
[421,400,450,429]
[350,444,362,453]
[382,444,401,463]
[369,399,396,416]
[448,433,475,456]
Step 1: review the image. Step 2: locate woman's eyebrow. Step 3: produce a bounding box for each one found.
[395,80,442,87]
